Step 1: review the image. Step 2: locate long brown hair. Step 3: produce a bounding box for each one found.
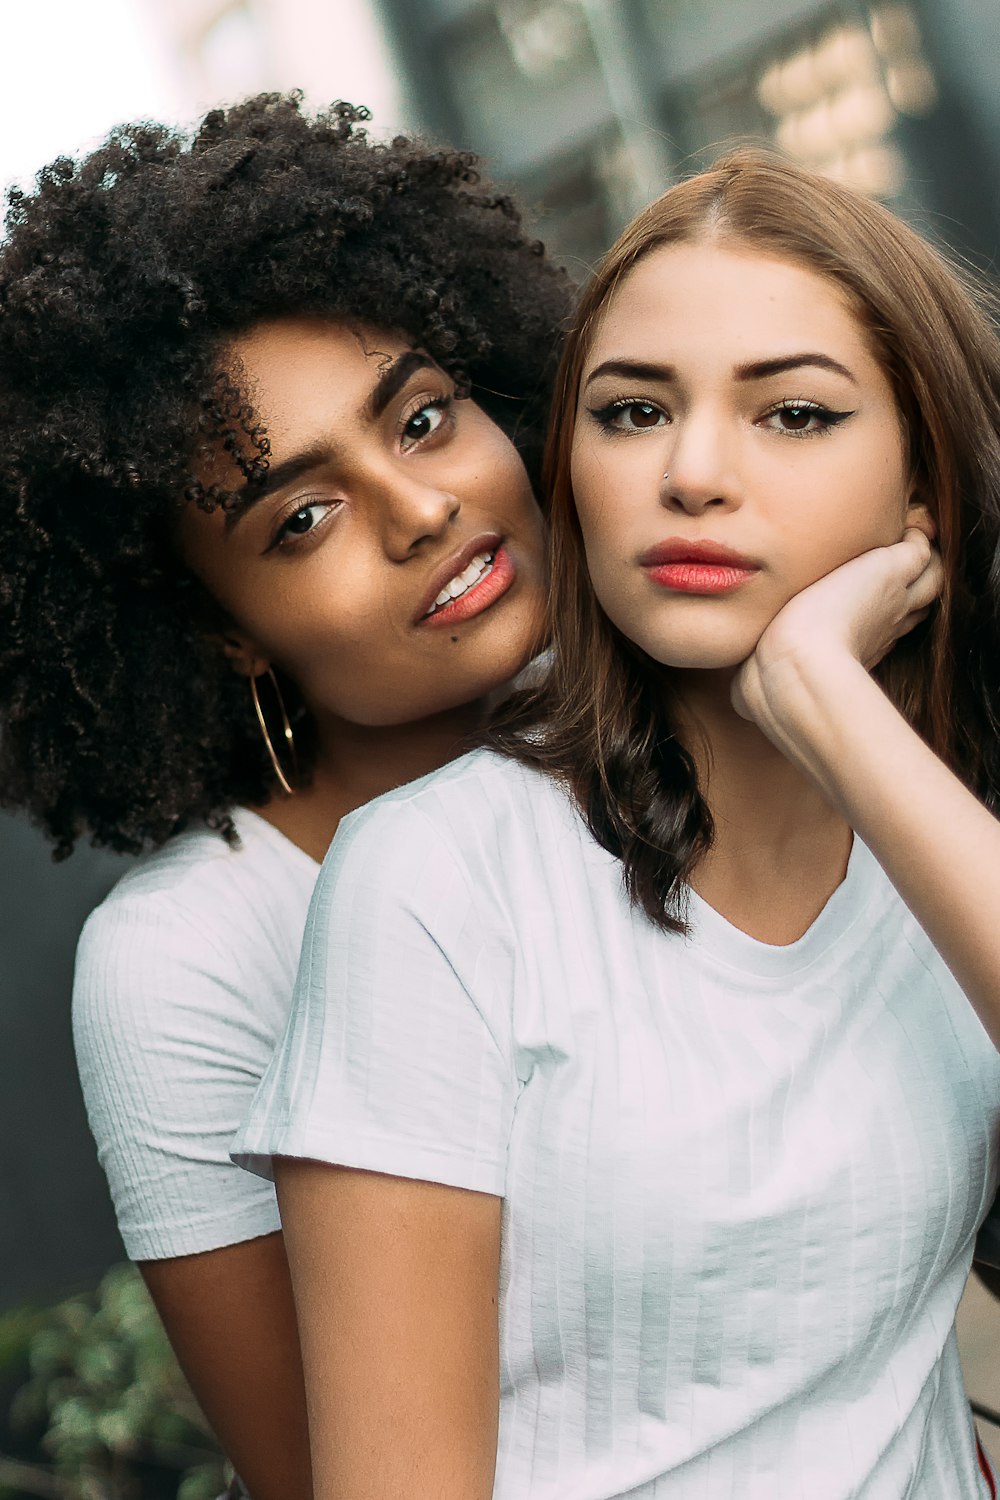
[494,147,1000,931]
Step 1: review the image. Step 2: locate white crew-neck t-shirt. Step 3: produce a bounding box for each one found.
[73,808,318,1260]
[235,749,1000,1500]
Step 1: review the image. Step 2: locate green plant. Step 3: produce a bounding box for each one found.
[1,1264,228,1500]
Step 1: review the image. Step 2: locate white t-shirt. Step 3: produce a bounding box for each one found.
[235,749,1000,1500]
[73,809,318,1260]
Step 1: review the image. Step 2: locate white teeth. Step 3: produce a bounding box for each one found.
[426,551,495,616]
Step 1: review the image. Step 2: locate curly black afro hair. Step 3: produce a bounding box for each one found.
[0,94,573,857]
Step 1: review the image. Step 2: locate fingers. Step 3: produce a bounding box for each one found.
[855,533,941,669]
[904,501,937,543]
[898,525,934,572]
[901,532,944,612]
[892,527,942,610]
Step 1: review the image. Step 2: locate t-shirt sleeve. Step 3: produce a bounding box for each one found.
[73,893,283,1260]
[233,798,518,1197]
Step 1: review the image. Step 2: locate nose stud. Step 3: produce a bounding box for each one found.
[662,473,669,483]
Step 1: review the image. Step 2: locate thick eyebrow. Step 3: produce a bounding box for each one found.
[583,352,858,389]
[225,443,330,531]
[366,349,437,419]
[225,350,438,530]
[733,352,858,385]
[583,359,674,389]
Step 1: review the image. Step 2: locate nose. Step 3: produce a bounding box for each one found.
[377,465,461,560]
[659,411,742,516]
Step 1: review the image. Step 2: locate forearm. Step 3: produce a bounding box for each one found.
[754,651,1000,1048]
[140,1234,313,1500]
[277,1160,502,1500]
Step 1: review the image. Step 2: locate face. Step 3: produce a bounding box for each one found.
[178,318,546,728]
[571,240,920,672]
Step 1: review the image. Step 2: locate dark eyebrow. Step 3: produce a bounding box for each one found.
[225,444,330,531]
[367,349,437,419]
[733,353,858,385]
[583,352,859,391]
[584,359,674,389]
[225,350,438,531]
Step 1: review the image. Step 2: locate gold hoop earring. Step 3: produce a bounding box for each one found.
[250,668,299,796]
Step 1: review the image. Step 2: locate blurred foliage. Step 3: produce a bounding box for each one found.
[0,1264,228,1500]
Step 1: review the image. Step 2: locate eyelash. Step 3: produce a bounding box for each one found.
[268,498,338,553]
[587,395,855,439]
[267,392,457,552]
[399,392,456,449]
[761,398,854,437]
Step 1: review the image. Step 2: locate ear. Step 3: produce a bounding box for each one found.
[904,496,937,543]
[209,627,269,680]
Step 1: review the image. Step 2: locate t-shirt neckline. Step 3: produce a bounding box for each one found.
[234,805,322,872]
[685,835,882,977]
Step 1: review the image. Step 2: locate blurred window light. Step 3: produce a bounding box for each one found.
[755,4,936,197]
[870,3,924,61]
[195,1,268,100]
[814,24,882,91]
[497,0,588,80]
[824,142,905,197]
[2,0,182,198]
[885,59,937,116]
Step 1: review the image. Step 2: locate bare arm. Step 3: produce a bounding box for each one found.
[140,1231,312,1500]
[735,529,1000,1047]
[275,1159,502,1500]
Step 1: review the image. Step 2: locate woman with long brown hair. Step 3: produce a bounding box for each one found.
[237,149,1000,1498]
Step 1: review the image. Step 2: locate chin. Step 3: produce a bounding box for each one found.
[650,650,751,673]
[624,625,762,673]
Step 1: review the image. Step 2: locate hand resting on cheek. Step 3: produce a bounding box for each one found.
[732,524,945,735]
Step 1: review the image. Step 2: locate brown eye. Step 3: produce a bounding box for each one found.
[286,507,317,534]
[589,397,669,434]
[271,500,331,550]
[761,400,853,439]
[778,405,814,431]
[632,405,665,429]
[401,398,449,449]
[405,408,437,440]
[594,399,667,431]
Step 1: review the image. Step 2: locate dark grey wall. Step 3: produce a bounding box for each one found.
[0,811,129,1310]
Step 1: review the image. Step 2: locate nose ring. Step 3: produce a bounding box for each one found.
[661,472,670,484]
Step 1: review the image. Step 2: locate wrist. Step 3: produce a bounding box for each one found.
[745,646,880,799]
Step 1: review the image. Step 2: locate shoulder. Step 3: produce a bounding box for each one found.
[86,807,316,919]
[308,751,579,931]
[79,808,317,949]
[301,751,609,995]
[74,810,318,1051]
[328,749,576,880]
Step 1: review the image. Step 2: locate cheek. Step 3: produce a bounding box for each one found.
[571,446,624,553]
[776,437,910,586]
[473,418,537,503]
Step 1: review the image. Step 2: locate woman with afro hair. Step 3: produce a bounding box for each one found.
[0,93,572,1499]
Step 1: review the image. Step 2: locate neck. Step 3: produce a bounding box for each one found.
[670,669,852,941]
[252,697,487,863]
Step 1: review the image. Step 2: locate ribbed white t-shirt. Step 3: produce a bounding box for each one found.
[235,750,1000,1500]
[73,809,318,1260]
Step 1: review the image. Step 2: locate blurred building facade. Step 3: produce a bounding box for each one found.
[136,0,1000,271]
[375,0,1000,274]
